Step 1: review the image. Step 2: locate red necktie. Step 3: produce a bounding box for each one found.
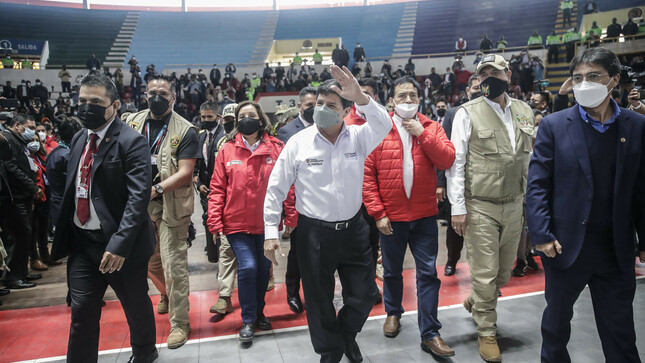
[77,133,99,225]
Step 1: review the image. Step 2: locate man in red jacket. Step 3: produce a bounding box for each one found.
[363,76,456,358]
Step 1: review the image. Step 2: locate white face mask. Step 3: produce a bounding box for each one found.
[572,78,613,108]
[38,131,46,142]
[394,102,418,119]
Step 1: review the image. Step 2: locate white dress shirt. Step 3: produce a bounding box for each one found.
[446,95,515,216]
[73,119,114,230]
[242,137,261,153]
[202,128,217,163]
[392,113,414,198]
[264,97,392,240]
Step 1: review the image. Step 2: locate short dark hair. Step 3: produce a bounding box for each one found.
[435,98,448,106]
[569,47,621,77]
[317,79,353,110]
[391,76,421,98]
[536,91,551,104]
[467,74,479,88]
[147,74,176,93]
[8,113,33,127]
[299,86,317,99]
[80,73,118,103]
[57,118,82,144]
[200,100,220,113]
[358,77,378,96]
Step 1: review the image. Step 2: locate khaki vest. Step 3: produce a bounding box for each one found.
[460,97,534,203]
[126,110,196,226]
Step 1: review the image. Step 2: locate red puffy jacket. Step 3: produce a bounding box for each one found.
[363,112,455,222]
[208,132,297,235]
[344,105,366,126]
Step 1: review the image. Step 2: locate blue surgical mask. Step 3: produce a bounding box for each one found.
[27,141,40,152]
[22,127,36,142]
[313,105,341,129]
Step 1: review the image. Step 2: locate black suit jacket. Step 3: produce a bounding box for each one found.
[195,125,225,188]
[0,130,38,201]
[52,118,155,263]
[526,106,645,272]
[277,116,307,143]
[436,107,458,188]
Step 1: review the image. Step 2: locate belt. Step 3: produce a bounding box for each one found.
[301,212,362,231]
[73,225,107,243]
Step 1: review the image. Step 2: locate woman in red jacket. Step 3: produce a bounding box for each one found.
[208,101,297,344]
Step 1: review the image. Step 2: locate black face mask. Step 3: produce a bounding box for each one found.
[223,121,235,134]
[436,109,446,117]
[302,106,315,123]
[470,91,483,99]
[237,117,261,135]
[78,103,113,130]
[202,121,217,131]
[528,101,537,109]
[480,77,508,100]
[148,94,170,116]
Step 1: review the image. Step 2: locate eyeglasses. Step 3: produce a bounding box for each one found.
[571,72,608,84]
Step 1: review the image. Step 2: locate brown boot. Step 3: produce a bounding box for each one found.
[31,259,48,271]
[210,296,233,314]
[478,336,501,362]
[383,316,401,338]
[421,336,455,357]
[157,295,169,314]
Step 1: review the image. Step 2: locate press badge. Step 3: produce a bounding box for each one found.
[151,155,158,165]
[76,184,89,199]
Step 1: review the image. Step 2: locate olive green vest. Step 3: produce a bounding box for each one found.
[126,110,196,226]
[461,97,534,203]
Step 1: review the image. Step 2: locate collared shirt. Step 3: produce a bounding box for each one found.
[392,113,414,198]
[447,94,516,215]
[202,128,217,162]
[264,97,392,240]
[300,116,312,128]
[242,137,261,153]
[578,98,621,133]
[73,118,115,230]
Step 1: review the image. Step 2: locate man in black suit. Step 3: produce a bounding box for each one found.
[1,113,43,289]
[436,75,481,276]
[276,86,317,314]
[195,100,226,263]
[51,74,157,363]
[527,47,644,363]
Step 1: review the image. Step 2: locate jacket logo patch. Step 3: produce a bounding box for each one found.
[266,157,274,164]
[344,152,357,160]
[515,114,531,126]
[305,158,323,166]
[226,160,242,166]
[481,83,490,97]
[170,136,180,148]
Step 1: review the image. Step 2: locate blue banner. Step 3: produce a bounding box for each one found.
[0,39,45,56]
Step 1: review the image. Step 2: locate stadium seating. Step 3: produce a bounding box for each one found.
[0,3,126,67]
[127,10,268,69]
[274,2,406,60]
[411,0,559,55]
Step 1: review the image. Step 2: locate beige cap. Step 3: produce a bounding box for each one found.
[476,54,508,74]
[222,103,237,118]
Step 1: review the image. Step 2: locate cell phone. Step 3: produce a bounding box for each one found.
[0,98,19,109]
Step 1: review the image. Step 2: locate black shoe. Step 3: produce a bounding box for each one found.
[5,280,36,289]
[0,289,9,296]
[239,323,255,342]
[526,254,539,271]
[343,332,363,362]
[444,264,456,276]
[26,273,42,281]
[256,314,272,331]
[127,349,159,363]
[497,289,502,297]
[512,260,527,277]
[287,295,303,313]
[374,291,382,305]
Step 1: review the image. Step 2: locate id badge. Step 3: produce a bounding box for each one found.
[151,155,158,165]
[76,184,89,199]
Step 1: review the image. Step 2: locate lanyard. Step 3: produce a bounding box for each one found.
[145,121,167,153]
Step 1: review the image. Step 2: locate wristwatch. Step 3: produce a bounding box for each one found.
[154,184,164,195]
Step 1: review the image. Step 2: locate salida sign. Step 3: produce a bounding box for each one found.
[0,39,45,56]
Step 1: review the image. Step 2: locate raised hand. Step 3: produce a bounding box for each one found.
[329,65,370,106]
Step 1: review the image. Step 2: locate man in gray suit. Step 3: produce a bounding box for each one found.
[276,86,317,314]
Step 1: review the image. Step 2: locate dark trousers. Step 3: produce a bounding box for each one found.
[360,205,380,267]
[227,233,270,323]
[541,231,639,363]
[296,214,378,363]
[1,199,32,282]
[30,201,50,261]
[547,45,559,64]
[67,233,156,362]
[199,195,218,263]
[285,229,301,298]
[565,43,576,63]
[445,203,464,267]
[563,9,571,26]
[380,216,442,340]
[61,82,71,93]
